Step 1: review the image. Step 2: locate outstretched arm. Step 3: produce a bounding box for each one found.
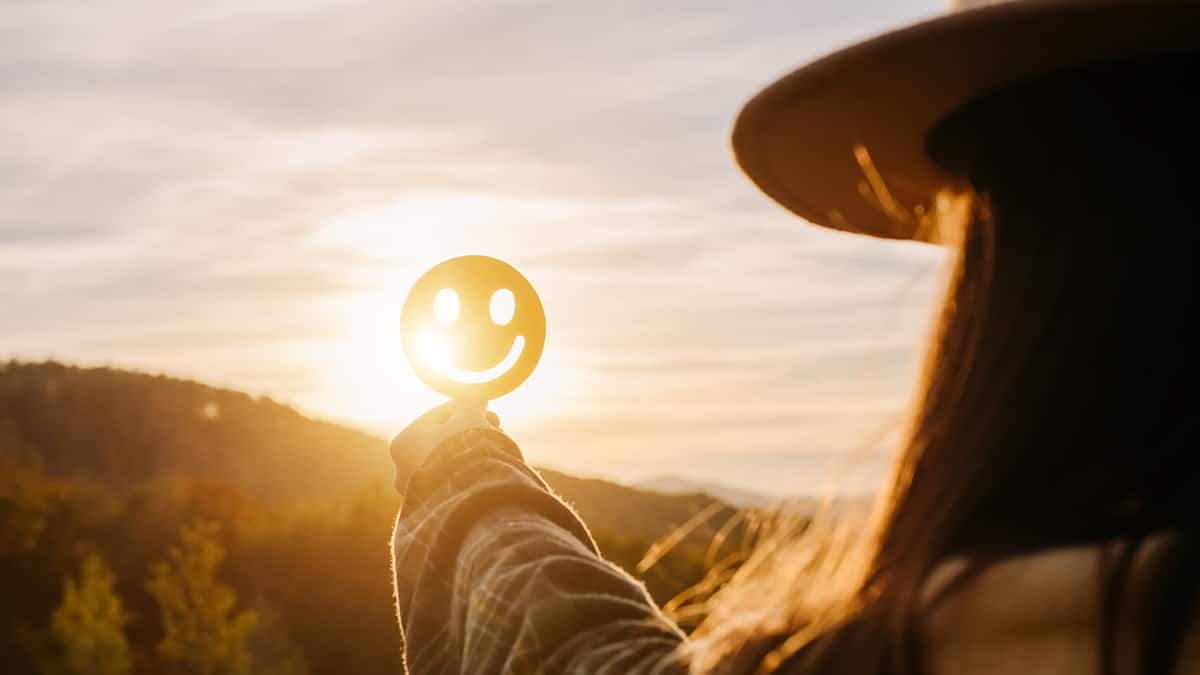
[390,405,689,675]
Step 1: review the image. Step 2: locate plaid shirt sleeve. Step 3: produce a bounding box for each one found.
[391,428,691,675]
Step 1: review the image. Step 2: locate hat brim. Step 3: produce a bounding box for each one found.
[731,0,1200,244]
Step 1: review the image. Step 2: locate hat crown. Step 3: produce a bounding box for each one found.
[735,0,1199,242]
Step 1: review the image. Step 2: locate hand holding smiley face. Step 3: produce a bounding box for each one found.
[400,255,546,401]
[392,256,542,494]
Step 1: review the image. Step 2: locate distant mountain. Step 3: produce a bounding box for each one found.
[635,476,779,509]
[637,476,875,518]
[542,469,739,545]
[0,360,391,503]
[0,361,750,674]
[0,361,738,534]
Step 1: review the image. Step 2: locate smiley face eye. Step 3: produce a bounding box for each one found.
[434,288,460,324]
[490,288,515,326]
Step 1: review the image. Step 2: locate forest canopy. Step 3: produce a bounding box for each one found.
[1,361,752,675]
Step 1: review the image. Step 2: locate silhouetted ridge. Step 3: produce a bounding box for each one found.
[0,360,389,503]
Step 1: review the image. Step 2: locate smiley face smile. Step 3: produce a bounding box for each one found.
[417,333,526,384]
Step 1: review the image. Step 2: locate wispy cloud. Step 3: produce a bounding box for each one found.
[2,0,947,495]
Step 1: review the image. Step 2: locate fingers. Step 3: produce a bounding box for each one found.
[448,398,489,427]
[450,396,486,415]
[445,398,500,431]
[410,400,457,426]
[390,399,504,495]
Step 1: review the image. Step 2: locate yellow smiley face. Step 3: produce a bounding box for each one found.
[400,255,546,401]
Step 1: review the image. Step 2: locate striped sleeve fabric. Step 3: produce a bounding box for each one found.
[391,428,691,675]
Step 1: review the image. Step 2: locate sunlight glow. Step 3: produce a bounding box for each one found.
[416,331,526,384]
[414,330,451,374]
[304,192,587,437]
[308,191,589,262]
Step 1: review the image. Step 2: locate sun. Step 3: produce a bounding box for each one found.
[302,192,585,436]
[325,296,578,433]
[306,271,578,439]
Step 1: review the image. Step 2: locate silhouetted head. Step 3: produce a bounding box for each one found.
[703,51,1200,675]
[893,51,1198,567]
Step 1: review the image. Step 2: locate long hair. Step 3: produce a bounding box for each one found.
[697,52,1198,675]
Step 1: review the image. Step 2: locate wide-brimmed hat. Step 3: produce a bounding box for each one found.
[731,0,1200,244]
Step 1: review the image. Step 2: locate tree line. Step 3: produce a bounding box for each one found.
[1,362,751,675]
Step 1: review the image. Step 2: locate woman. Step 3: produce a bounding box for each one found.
[389,1,1200,673]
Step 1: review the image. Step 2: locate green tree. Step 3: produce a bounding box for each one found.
[146,520,257,675]
[40,552,132,675]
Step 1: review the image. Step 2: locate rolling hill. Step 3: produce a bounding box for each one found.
[0,360,753,675]
[0,360,738,540]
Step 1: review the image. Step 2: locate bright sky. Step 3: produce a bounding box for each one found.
[2,0,951,497]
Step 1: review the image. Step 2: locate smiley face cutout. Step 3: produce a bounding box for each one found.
[400,256,546,401]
